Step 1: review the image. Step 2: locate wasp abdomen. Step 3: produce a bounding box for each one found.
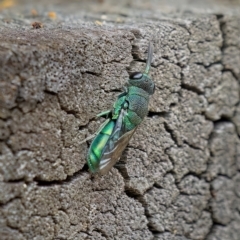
[87,120,115,173]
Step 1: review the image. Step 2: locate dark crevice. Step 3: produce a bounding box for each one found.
[217,14,240,81]
[129,58,157,70]
[124,186,142,199]
[130,42,157,71]
[153,183,163,190]
[64,109,78,116]
[213,116,232,124]
[82,163,89,172]
[212,173,233,180]
[222,68,239,80]
[79,125,86,131]
[85,71,101,76]
[194,61,222,69]
[114,165,130,180]
[5,221,24,235]
[212,116,239,134]
[178,171,201,182]
[124,186,156,237]
[217,15,226,51]
[148,111,168,118]
[35,166,88,187]
[151,230,164,235]
[205,134,221,236]
[163,122,179,147]
[204,112,228,122]
[161,56,169,61]
[181,82,203,95]
[56,94,79,119]
[0,197,22,208]
[215,14,224,19]
[107,88,122,93]
[131,55,146,63]
[44,89,57,96]
[211,220,232,228]
[183,140,202,150]
[119,13,128,17]
[4,178,26,183]
[117,151,155,238]
[94,228,109,239]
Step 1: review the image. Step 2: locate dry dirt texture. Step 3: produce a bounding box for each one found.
[0,0,240,239]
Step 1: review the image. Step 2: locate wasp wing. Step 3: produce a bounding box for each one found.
[97,109,136,175]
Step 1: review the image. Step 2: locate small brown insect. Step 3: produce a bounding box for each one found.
[95,20,103,26]
[31,9,38,16]
[0,0,15,10]
[48,11,57,19]
[32,22,43,29]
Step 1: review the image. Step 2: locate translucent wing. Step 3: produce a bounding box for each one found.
[97,109,136,175]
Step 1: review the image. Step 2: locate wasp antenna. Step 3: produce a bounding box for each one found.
[145,42,154,74]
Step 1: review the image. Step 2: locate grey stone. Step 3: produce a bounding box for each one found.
[0,0,240,239]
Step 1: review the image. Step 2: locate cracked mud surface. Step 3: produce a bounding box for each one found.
[0,0,240,239]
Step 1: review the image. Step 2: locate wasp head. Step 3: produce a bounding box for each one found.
[128,43,155,95]
[129,72,155,95]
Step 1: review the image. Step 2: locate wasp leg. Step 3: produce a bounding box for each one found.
[97,110,111,118]
[78,134,96,144]
[79,119,110,144]
[79,108,112,145]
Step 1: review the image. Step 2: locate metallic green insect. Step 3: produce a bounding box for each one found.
[87,42,155,175]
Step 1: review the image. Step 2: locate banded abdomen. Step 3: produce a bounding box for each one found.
[87,119,115,173]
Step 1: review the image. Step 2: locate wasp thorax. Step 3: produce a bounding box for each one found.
[129,73,155,95]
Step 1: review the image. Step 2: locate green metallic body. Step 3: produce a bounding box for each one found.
[87,43,155,174]
[87,119,115,172]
